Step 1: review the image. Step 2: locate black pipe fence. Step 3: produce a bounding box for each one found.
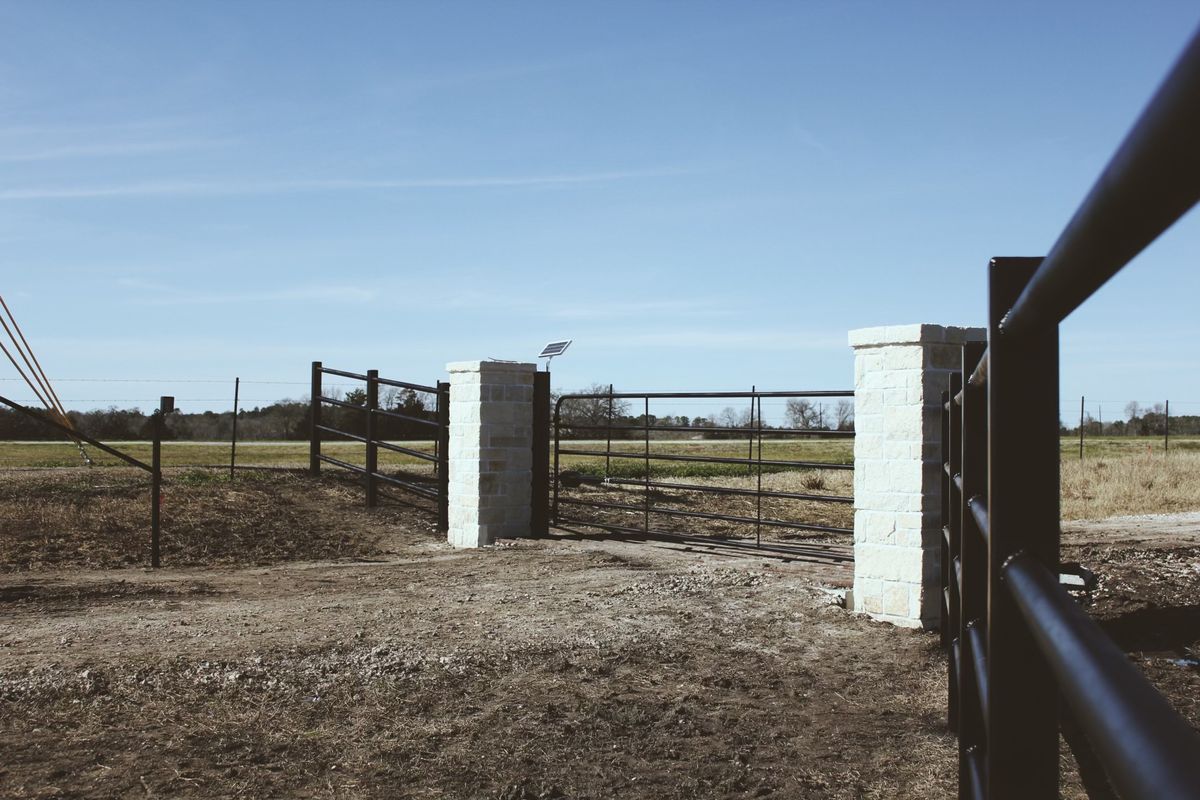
[0,392,170,566]
[551,388,854,561]
[309,362,449,530]
[940,24,1200,799]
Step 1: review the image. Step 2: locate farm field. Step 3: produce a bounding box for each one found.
[0,467,1196,798]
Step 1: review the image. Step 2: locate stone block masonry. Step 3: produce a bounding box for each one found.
[446,361,536,548]
[849,324,984,628]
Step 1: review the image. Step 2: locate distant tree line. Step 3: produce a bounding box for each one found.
[1062,402,1198,436]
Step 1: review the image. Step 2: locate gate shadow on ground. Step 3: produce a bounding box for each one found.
[544,523,854,565]
[1099,603,1200,658]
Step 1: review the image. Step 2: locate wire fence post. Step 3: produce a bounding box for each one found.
[229,377,239,479]
[1165,398,1170,452]
[150,395,173,568]
[1079,395,1085,459]
[365,369,378,508]
[310,361,322,476]
[605,383,614,479]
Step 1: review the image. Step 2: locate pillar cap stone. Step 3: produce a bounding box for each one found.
[848,324,985,349]
[446,360,537,374]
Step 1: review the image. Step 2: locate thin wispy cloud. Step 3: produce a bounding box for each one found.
[0,137,235,163]
[119,280,377,306]
[0,167,703,201]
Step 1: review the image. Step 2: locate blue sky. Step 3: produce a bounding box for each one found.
[1,1,1198,424]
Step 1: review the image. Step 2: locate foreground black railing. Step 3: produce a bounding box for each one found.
[551,388,854,560]
[309,362,449,530]
[941,25,1200,800]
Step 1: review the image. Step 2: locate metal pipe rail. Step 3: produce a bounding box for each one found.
[1004,553,1200,799]
[1001,29,1200,339]
[556,496,852,535]
[594,475,853,504]
[560,422,855,437]
[561,389,854,400]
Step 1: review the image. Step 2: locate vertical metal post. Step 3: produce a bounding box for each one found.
[605,384,614,479]
[643,396,651,535]
[755,393,763,548]
[987,257,1059,799]
[946,371,963,732]
[958,341,988,796]
[747,385,755,476]
[552,398,562,523]
[941,388,952,653]
[531,371,551,535]
[1079,395,1085,459]
[150,395,172,568]
[365,369,378,508]
[310,361,322,476]
[229,376,240,480]
[436,380,450,531]
[1165,399,1170,452]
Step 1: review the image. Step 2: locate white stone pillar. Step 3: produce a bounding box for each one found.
[445,361,536,548]
[848,324,984,628]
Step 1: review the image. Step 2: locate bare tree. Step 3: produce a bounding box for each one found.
[834,399,854,431]
[785,398,823,429]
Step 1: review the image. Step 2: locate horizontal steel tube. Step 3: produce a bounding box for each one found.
[967,622,989,727]
[374,376,439,393]
[318,395,367,411]
[374,440,439,462]
[317,454,366,474]
[370,407,439,427]
[1001,29,1200,337]
[319,367,369,381]
[315,424,367,443]
[954,556,962,599]
[967,495,989,543]
[944,462,953,479]
[557,447,852,470]
[943,524,951,550]
[1004,552,1200,799]
[556,496,852,534]
[371,471,438,498]
[964,746,986,800]
[557,390,853,402]
[599,476,852,504]
[559,422,854,437]
[953,473,964,494]
[552,515,854,561]
[968,350,988,390]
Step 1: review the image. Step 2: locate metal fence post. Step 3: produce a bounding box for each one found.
[310,361,322,476]
[230,376,239,480]
[151,395,173,568]
[531,371,550,535]
[436,380,450,532]
[365,369,378,508]
[958,340,988,797]
[987,257,1059,799]
[945,371,962,734]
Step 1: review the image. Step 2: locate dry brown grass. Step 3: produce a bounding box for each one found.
[1061,451,1200,521]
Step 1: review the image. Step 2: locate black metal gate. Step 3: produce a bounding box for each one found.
[551,388,854,561]
[308,362,449,530]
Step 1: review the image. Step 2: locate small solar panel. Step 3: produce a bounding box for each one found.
[539,340,572,358]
